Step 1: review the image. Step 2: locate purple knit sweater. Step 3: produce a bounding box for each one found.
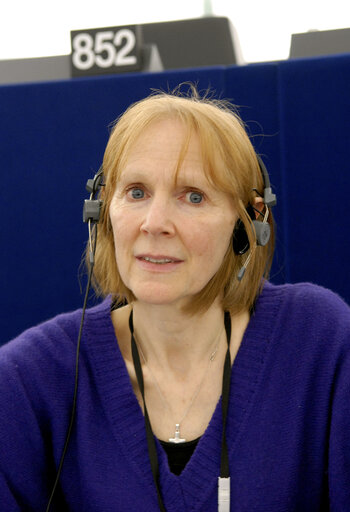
[0,282,350,511]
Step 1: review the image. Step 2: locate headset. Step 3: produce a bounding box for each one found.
[83,167,104,265]
[232,155,277,280]
[46,155,276,510]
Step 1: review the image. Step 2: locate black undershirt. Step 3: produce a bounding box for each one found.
[159,437,200,475]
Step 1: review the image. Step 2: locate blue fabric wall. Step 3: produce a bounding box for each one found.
[1,55,349,344]
[277,55,350,295]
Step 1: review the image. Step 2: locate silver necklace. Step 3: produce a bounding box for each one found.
[135,325,224,444]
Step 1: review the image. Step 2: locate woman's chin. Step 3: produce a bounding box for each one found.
[131,284,189,308]
[134,293,183,308]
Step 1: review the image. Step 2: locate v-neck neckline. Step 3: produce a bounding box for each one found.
[85,282,281,511]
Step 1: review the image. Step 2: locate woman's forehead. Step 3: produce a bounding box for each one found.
[113,116,235,195]
[120,120,202,169]
[126,118,195,151]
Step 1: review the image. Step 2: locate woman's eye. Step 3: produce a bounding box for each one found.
[128,187,145,200]
[186,191,204,204]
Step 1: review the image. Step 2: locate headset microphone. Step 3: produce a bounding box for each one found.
[237,251,253,281]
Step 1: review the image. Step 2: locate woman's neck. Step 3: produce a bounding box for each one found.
[131,299,226,374]
[111,297,250,441]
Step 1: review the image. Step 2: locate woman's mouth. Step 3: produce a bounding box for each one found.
[141,256,176,264]
[136,254,183,271]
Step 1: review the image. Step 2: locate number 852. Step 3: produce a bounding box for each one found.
[72,29,137,70]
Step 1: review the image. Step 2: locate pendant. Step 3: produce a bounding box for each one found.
[169,423,186,443]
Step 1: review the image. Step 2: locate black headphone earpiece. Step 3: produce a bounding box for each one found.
[232,205,255,255]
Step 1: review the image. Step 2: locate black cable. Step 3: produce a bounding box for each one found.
[251,204,265,219]
[45,225,97,512]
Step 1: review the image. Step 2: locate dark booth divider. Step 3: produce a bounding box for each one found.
[1,54,349,343]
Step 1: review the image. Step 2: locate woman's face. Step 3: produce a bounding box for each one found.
[109,118,237,309]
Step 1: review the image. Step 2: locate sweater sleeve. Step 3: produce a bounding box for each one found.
[0,315,78,510]
[327,296,350,510]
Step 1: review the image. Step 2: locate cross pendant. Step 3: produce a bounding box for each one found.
[169,423,186,443]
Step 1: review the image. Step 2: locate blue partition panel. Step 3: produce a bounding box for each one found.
[1,56,349,344]
[277,54,350,300]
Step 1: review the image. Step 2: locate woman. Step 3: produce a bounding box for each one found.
[1,90,349,511]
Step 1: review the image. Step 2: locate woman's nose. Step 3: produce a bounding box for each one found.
[140,195,175,236]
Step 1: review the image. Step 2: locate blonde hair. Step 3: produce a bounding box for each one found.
[88,88,275,315]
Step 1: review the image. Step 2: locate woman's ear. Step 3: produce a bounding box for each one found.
[253,197,265,218]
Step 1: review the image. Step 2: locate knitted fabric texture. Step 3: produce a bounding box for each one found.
[0,282,349,511]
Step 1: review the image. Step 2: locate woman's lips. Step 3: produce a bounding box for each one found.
[135,254,183,272]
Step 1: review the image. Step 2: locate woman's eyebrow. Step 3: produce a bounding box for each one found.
[175,171,213,189]
[118,169,148,183]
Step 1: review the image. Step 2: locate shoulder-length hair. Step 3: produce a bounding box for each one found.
[88,87,275,315]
